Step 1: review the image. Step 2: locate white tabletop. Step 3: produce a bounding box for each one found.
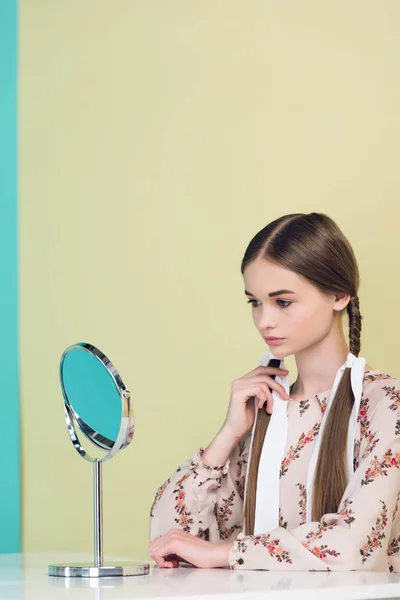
[1,552,400,600]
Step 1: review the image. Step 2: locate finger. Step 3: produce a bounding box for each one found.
[164,555,180,567]
[248,379,289,400]
[148,536,180,567]
[238,375,289,400]
[265,389,274,414]
[148,531,174,554]
[165,553,182,562]
[148,539,162,554]
[161,560,179,568]
[264,379,290,399]
[256,389,268,409]
[244,366,288,378]
[150,549,178,568]
[256,384,273,414]
[151,554,167,568]
[148,542,167,561]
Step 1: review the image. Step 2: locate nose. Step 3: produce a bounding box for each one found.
[255,307,278,332]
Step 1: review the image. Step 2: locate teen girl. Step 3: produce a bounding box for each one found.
[148,212,400,572]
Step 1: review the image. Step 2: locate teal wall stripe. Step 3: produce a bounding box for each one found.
[0,0,20,553]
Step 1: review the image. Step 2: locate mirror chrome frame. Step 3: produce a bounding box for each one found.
[60,342,134,463]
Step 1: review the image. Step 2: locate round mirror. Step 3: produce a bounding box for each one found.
[60,342,134,462]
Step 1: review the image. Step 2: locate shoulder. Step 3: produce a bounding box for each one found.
[363,368,399,390]
[361,368,400,418]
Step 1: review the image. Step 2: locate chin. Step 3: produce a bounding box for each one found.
[268,347,287,359]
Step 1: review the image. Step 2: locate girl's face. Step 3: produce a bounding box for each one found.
[243,257,350,358]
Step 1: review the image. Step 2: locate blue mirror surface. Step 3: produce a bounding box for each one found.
[61,346,122,443]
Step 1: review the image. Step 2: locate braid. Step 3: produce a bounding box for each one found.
[312,294,364,520]
[347,295,363,357]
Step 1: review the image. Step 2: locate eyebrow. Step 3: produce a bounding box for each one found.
[244,289,296,298]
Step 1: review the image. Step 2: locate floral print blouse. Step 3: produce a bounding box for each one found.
[149,369,400,572]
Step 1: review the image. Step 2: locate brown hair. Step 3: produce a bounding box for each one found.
[241,213,363,534]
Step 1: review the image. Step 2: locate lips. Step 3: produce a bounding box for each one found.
[265,337,284,341]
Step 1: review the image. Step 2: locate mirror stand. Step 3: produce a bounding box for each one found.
[94,460,103,569]
[49,460,149,577]
[48,342,150,578]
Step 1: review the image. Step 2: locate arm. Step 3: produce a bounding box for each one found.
[149,430,251,543]
[230,392,400,571]
[149,362,289,557]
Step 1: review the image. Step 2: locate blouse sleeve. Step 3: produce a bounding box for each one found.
[149,433,250,543]
[230,383,400,571]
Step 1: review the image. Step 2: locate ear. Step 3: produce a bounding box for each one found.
[333,292,351,312]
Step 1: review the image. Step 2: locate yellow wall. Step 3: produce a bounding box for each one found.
[20,1,400,559]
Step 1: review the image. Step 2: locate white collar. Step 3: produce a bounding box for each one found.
[244,349,366,535]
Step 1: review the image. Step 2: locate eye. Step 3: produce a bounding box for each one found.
[247,299,260,308]
[276,299,292,308]
[246,299,292,308]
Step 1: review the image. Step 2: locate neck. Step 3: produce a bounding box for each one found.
[291,321,350,399]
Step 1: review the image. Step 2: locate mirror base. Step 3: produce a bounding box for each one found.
[48,562,150,577]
